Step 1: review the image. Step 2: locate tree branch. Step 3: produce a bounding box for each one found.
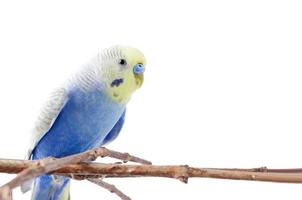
[0,147,302,200]
[2,159,302,183]
[88,178,131,200]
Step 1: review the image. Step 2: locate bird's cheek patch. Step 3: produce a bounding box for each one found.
[111,78,124,87]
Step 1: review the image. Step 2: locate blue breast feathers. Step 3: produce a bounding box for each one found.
[32,87,126,159]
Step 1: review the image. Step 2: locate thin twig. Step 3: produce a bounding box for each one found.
[100,149,151,165]
[88,178,131,200]
[205,167,302,173]
[0,186,11,200]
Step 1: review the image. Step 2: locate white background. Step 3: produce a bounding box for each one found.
[0,0,302,199]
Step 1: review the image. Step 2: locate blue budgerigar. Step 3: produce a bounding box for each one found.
[22,46,146,200]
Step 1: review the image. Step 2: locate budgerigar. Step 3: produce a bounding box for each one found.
[22,46,146,200]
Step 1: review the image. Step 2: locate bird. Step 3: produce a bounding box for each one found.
[22,45,146,200]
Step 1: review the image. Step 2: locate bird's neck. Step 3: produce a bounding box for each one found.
[67,56,100,90]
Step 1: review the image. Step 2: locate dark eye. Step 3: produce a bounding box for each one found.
[118,59,127,66]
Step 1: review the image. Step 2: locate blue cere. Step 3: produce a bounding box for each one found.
[133,63,145,74]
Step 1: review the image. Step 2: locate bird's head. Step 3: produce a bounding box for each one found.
[97,45,146,103]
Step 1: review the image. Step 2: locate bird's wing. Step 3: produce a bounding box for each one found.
[21,87,68,193]
[102,109,126,145]
[26,87,69,160]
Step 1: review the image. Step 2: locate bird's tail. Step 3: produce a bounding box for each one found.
[31,175,70,200]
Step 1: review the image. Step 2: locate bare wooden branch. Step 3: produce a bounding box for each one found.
[99,149,151,165]
[205,167,302,173]
[0,186,11,200]
[1,147,302,200]
[88,178,131,200]
[2,160,302,184]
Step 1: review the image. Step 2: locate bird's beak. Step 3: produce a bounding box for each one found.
[133,64,145,87]
[135,73,144,87]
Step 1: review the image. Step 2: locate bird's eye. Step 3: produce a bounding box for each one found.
[118,59,127,66]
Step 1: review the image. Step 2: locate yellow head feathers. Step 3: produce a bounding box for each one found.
[99,46,146,104]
